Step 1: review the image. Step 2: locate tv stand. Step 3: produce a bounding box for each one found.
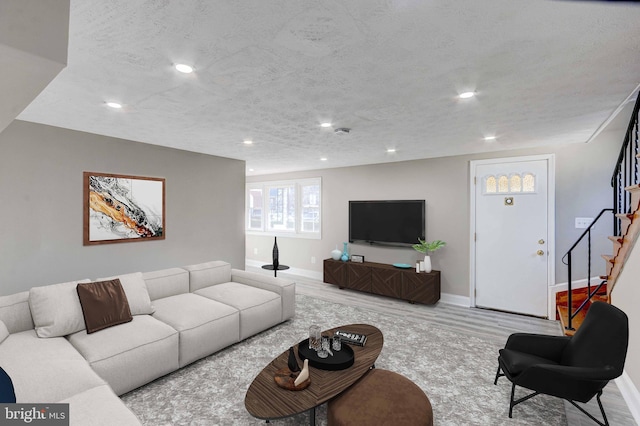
[323,259,440,305]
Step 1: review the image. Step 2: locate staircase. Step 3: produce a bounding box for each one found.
[559,92,640,335]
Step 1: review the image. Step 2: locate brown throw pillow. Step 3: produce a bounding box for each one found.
[76,279,133,334]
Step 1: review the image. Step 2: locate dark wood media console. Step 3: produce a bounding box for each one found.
[323,259,440,305]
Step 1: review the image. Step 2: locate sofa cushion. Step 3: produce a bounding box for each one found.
[60,384,141,426]
[0,291,34,334]
[67,315,179,395]
[77,279,133,334]
[142,268,189,301]
[0,320,8,344]
[152,293,240,367]
[97,272,154,315]
[231,269,296,321]
[0,330,106,402]
[29,279,90,338]
[195,282,282,340]
[183,261,231,292]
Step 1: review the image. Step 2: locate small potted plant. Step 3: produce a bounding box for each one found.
[412,239,446,272]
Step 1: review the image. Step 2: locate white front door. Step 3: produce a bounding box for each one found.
[472,156,553,317]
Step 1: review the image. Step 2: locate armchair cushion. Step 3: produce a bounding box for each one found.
[561,302,629,376]
[498,348,558,376]
[509,363,611,403]
[503,333,570,362]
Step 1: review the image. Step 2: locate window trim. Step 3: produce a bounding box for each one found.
[246,177,321,239]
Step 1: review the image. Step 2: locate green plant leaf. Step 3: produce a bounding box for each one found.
[412,238,446,254]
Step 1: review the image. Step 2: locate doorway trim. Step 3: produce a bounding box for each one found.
[469,154,556,318]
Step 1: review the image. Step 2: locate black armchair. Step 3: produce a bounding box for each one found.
[494,302,629,426]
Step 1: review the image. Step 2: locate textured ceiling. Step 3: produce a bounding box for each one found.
[17,0,640,175]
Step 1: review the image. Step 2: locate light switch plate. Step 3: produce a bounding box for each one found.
[575,217,594,229]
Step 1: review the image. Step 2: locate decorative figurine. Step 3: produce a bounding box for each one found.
[293,359,310,387]
[272,237,279,270]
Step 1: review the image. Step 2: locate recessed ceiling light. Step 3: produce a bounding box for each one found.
[320,157,328,161]
[106,102,122,109]
[387,148,396,153]
[320,122,332,128]
[484,136,496,141]
[175,63,194,74]
[249,168,254,172]
[244,140,253,145]
[459,91,475,99]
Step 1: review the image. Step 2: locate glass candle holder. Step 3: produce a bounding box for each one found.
[332,334,342,351]
[317,335,330,358]
[309,325,321,351]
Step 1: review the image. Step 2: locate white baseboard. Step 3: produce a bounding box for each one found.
[616,371,640,424]
[440,293,471,307]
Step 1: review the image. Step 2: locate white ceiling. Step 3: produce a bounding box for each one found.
[17,0,640,176]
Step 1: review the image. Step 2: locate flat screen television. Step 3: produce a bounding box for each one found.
[349,200,425,247]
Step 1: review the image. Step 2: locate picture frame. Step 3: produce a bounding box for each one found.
[83,172,165,245]
[351,254,365,263]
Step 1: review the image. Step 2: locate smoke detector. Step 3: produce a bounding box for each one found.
[334,127,350,135]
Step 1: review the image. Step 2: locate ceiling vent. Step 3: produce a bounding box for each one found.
[334,127,350,135]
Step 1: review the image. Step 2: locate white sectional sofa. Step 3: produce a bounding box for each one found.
[0,261,295,425]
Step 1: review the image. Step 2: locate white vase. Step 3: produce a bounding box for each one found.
[331,247,342,261]
[423,255,432,273]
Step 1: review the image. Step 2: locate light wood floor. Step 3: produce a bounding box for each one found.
[268,270,637,426]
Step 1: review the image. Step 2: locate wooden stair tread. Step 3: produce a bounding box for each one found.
[624,183,640,192]
[557,305,587,336]
[601,254,615,263]
[615,213,634,220]
[608,235,624,244]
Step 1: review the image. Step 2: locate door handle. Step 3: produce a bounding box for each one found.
[537,250,545,256]
[538,239,545,244]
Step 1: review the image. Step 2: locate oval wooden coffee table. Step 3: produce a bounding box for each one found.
[245,324,383,425]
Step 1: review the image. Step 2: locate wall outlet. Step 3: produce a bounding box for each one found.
[311,256,316,264]
[253,248,258,255]
[575,217,594,229]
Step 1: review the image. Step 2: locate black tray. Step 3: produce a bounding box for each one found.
[297,339,355,371]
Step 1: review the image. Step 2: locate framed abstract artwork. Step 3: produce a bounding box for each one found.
[83,172,165,245]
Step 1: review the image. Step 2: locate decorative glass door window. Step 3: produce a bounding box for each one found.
[482,173,536,195]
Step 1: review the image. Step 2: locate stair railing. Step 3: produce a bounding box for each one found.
[561,91,639,331]
[562,208,612,331]
[612,91,640,236]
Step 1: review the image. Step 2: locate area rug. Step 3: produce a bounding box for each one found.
[121,295,566,425]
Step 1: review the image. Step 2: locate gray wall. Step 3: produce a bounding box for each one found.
[0,120,246,295]
[247,125,623,298]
